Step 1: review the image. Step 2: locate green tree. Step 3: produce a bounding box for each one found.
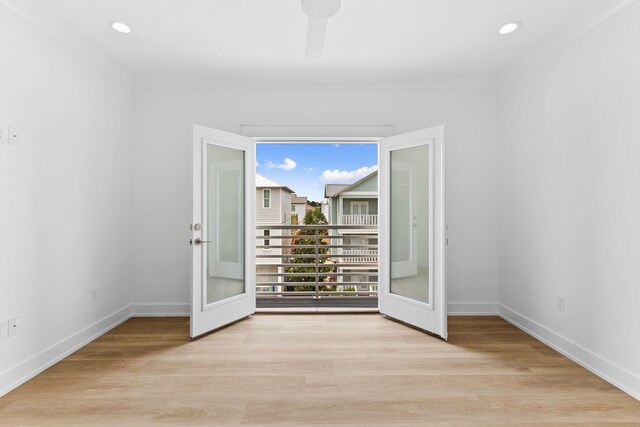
[286,209,335,292]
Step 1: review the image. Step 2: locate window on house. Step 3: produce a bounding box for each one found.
[351,201,369,215]
[263,189,271,208]
[264,230,270,247]
[291,204,296,212]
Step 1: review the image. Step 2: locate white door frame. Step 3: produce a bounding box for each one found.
[192,132,445,336]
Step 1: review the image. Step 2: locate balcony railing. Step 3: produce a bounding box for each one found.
[255,224,378,301]
[340,214,378,226]
[342,249,378,263]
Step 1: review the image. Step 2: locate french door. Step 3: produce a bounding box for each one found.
[190,125,255,338]
[379,125,447,339]
[191,124,445,339]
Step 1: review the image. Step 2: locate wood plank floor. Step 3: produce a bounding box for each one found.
[1,315,639,425]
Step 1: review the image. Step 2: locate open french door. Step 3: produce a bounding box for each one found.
[379,125,447,339]
[191,125,256,338]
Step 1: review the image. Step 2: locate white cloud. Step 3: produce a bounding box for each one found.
[319,165,378,184]
[266,158,297,171]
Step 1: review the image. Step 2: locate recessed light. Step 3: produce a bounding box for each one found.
[111,22,132,34]
[498,22,520,35]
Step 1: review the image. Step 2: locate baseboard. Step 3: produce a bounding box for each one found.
[498,304,640,402]
[448,301,498,315]
[0,304,132,398]
[130,302,190,317]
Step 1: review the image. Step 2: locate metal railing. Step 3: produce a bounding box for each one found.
[340,214,378,226]
[256,224,378,300]
[342,249,378,263]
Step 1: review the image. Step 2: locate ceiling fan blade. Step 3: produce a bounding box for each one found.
[305,17,328,59]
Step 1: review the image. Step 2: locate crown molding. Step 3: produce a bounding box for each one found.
[0,0,134,86]
[134,74,498,90]
[499,0,639,86]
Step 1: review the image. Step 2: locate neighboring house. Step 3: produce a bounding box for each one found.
[256,174,295,293]
[290,194,308,224]
[323,171,379,293]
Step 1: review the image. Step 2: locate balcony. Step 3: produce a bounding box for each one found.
[255,224,378,309]
[339,214,378,226]
[341,249,378,263]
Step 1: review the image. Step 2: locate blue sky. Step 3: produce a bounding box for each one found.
[256,144,378,202]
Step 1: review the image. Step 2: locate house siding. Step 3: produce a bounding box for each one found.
[348,175,377,192]
[256,187,282,224]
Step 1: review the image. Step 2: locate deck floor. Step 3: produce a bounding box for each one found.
[1,315,639,425]
[256,296,378,309]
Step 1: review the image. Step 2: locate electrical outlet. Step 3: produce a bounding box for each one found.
[90,287,98,302]
[8,317,21,337]
[0,321,7,340]
[0,125,8,144]
[556,295,566,311]
[9,126,21,146]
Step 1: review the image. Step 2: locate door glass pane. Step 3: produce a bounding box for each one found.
[206,144,245,305]
[390,144,430,304]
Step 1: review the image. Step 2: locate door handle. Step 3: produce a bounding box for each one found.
[193,238,211,245]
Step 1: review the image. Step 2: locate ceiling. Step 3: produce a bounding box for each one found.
[28,0,603,79]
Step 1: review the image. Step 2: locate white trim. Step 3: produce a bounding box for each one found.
[0,0,134,86]
[130,303,190,317]
[254,137,382,143]
[340,191,377,197]
[447,302,498,315]
[498,304,640,402]
[256,307,378,314]
[0,305,132,398]
[245,125,392,138]
[499,0,639,85]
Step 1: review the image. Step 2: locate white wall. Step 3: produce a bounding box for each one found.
[498,2,640,397]
[131,85,499,309]
[0,3,133,393]
[292,203,306,223]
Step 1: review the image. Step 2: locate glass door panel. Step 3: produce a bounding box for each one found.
[390,144,430,304]
[205,144,245,305]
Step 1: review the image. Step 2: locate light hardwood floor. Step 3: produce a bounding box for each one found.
[1,315,639,425]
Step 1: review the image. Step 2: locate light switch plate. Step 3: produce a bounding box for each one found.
[0,321,7,340]
[9,126,21,146]
[0,125,8,144]
[8,317,21,337]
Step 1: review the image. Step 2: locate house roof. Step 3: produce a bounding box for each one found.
[329,170,378,197]
[324,184,350,198]
[291,194,307,204]
[256,174,295,193]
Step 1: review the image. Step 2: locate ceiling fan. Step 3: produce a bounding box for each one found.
[301,0,341,58]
